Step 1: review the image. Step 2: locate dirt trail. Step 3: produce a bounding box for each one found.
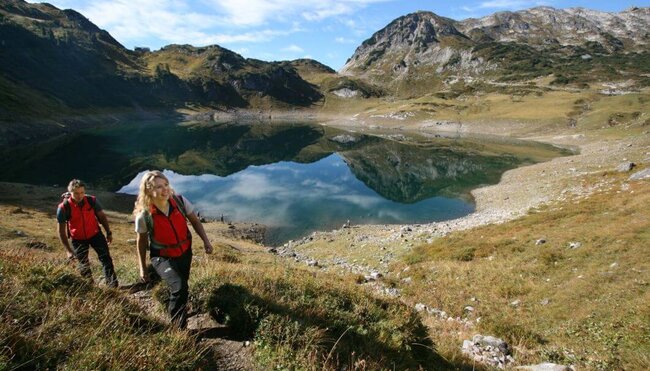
[124,283,255,371]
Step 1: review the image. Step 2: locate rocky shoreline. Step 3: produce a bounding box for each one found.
[270,125,650,279]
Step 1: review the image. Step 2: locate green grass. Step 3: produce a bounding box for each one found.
[187,259,450,369]
[0,254,204,370]
[397,170,650,369]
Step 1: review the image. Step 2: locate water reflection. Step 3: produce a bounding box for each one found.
[119,154,474,245]
[0,121,571,244]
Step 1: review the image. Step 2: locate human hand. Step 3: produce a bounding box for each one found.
[205,242,213,254]
[106,232,113,244]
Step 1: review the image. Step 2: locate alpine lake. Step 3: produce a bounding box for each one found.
[1,121,573,245]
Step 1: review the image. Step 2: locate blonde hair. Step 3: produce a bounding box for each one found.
[133,170,175,216]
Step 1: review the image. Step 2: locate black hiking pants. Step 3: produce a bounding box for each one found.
[151,248,193,329]
[72,231,118,287]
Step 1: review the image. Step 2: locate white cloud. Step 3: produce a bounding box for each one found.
[205,0,394,26]
[282,44,304,53]
[476,0,551,9]
[335,37,356,44]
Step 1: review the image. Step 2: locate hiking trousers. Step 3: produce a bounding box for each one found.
[71,231,118,287]
[151,248,193,329]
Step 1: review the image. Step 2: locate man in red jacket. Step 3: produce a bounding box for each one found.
[57,179,118,287]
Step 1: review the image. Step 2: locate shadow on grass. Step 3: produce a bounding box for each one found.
[199,283,459,370]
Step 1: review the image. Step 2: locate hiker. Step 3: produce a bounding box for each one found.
[133,170,213,328]
[57,179,118,287]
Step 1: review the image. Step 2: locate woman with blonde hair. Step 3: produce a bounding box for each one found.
[134,170,213,328]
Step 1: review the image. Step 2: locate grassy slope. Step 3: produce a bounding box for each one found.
[399,170,650,369]
[0,183,452,370]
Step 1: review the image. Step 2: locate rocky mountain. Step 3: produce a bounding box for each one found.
[341,6,650,95]
[0,0,321,121]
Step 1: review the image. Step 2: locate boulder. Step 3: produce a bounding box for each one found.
[629,168,650,181]
[615,162,635,172]
[414,303,428,312]
[462,334,513,369]
[568,241,582,249]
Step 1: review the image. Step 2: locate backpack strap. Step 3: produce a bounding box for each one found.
[171,194,188,221]
[63,198,72,221]
[62,198,72,238]
[86,195,96,211]
[143,210,154,236]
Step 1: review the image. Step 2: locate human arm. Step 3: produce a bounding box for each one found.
[136,232,149,282]
[95,209,112,244]
[187,212,213,254]
[57,222,75,259]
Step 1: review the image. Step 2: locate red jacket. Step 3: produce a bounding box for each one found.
[150,196,191,258]
[59,196,99,240]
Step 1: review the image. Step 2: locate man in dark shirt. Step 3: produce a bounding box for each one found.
[57,179,118,287]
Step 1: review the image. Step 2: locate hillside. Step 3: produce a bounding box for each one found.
[340,7,650,97]
[0,0,321,126]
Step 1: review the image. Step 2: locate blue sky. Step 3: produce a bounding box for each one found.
[28,0,648,70]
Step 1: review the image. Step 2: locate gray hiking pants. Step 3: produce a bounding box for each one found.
[151,248,193,329]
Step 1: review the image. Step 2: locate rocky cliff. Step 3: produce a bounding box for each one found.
[341,7,650,95]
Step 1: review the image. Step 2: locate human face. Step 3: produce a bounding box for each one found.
[151,177,171,201]
[71,187,85,203]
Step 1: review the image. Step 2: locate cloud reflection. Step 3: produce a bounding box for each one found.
[118,154,473,244]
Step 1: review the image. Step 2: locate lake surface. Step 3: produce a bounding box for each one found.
[0,121,572,245]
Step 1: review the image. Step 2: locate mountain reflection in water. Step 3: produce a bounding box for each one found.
[119,155,474,245]
[0,122,571,244]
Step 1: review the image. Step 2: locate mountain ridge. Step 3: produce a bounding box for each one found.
[341,6,650,96]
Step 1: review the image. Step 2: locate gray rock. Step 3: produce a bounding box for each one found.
[510,299,521,307]
[517,362,571,371]
[370,271,383,280]
[462,334,513,368]
[383,287,401,297]
[540,298,550,305]
[615,162,635,172]
[414,303,428,312]
[568,241,582,249]
[472,335,510,355]
[429,308,448,319]
[629,168,650,181]
[186,313,219,331]
[306,259,318,267]
[535,238,546,245]
[14,230,26,237]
